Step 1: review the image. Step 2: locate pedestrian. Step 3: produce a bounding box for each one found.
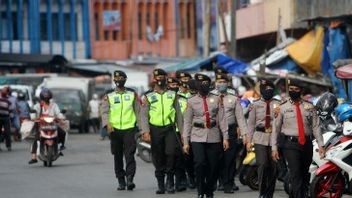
[183,73,229,198]
[0,87,12,151]
[140,69,184,194]
[272,79,325,198]
[213,73,248,194]
[17,92,31,122]
[176,71,196,190]
[7,88,20,141]
[247,79,280,198]
[101,70,140,191]
[88,93,101,133]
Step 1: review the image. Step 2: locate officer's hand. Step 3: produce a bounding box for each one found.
[223,139,229,151]
[242,135,248,145]
[107,124,113,134]
[142,132,151,143]
[272,150,280,162]
[319,147,326,159]
[183,144,190,155]
[246,143,253,152]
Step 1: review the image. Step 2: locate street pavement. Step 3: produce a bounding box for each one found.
[0,133,290,198]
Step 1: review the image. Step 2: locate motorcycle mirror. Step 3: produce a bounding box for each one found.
[61,109,67,114]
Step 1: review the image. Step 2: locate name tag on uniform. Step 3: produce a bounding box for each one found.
[124,95,131,101]
[228,99,232,103]
[209,98,214,103]
[114,97,120,104]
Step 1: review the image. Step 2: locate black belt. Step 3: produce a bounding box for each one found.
[256,126,272,133]
[284,135,311,143]
[193,122,216,129]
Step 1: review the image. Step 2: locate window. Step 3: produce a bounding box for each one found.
[113,30,118,40]
[40,13,47,40]
[138,11,142,40]
[179,3,185,39]
[154,11,159,32]
[186,3,192,38]
[94,12,100,40]
[163,3,168,38]
[104,30,109,40]
[121,3,127,41]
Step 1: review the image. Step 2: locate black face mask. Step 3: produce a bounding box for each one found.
[115,79,126,88]
[169,87,179,93]
[289,91,301,100]
[156,79,167,88]
[261,89,274,100]
[197,81,210,96]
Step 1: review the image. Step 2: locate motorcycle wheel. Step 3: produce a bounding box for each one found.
[47,145,54,167]
[245,166,259,191]
[239,165,249,185]
[310,172,344,198]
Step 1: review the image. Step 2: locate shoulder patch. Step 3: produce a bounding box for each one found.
[280,100,287,106]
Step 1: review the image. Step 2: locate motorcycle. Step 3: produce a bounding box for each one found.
[135,133,152,163]
[239,147,259,190]
[36,115,61,167]
[310,103,352,198]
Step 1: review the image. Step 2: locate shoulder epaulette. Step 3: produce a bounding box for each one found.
[125,87,136,93]
[177,94,187,99]
[210,91,219,96]
[210,89,219,95]
[280,100,288,105]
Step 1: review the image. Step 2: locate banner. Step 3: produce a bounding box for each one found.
[103,11,121,31]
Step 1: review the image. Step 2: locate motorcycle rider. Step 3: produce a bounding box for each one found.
[247,79,280,198]
[28,88,66,164]
[101,70,140,191]
[272,79,325,198]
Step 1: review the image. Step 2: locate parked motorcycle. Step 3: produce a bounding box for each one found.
[310,103,352,198]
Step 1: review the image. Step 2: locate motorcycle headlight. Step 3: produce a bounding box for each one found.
[43,117,55,123]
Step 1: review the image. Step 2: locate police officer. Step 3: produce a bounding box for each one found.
[247,79,280,198]
[140,69,184,194]
[214,66,237,96]
[214,73,248,194]
[272,79,325,198]
[101,70,139,191]
[183,73,229,198]
[176,71,196,189]
[167,77,188,192]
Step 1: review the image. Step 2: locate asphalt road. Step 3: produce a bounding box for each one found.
[0,133,290,198]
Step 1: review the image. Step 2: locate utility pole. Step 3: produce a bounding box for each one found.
[203,0,211,57]
[218,0,229,49]
[230,0,237,58]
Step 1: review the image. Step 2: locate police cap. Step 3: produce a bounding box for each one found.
[153,69,167,77]
[176,71,192,80]
[195,73,211,82]
[167,77,180,84]
[259,78,274,89]
[288,79,301,88]
[215,73,229,81]
[114,70,127,79]
[214,66,228,74]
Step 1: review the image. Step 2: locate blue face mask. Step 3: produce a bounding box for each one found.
[217,83,228,93]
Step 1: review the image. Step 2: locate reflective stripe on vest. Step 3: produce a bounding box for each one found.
[147,90,176,126]
[108,91,136,130]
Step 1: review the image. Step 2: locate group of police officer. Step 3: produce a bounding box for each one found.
[101,67,325,198]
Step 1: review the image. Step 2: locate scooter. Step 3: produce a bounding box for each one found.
[239,147,258,190]
[310,119,352,198]
[36,115,61,167]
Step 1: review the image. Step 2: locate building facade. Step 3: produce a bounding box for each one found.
[89,0,197,60]
[0,0,91,60]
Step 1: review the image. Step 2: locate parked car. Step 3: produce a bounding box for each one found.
[51,88,88,133]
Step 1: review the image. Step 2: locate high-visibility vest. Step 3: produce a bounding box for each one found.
[146,90,176,126]
[108,90,136,130]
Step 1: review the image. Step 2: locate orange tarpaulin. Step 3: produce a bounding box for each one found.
[286,26,324,75]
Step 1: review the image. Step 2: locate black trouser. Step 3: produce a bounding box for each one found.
[0,117,11,148]
[110,127,137,179]
[185,144,195,180]
[175,133,187,185]
[31,126,66,154]
[150,125,176,181]
[219,124,238,190]
[283,138,313,198]
[192,142,222,196]
[89,118,100,133]
[255,144,277,198]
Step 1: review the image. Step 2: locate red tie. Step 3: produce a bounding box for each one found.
[265,101,271,129]
[295,101,305,145]
[202,96,211,128]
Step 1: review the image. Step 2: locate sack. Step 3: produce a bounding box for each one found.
[20,120,35,141]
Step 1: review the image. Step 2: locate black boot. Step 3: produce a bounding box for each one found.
[233,181,239,191]
[156,177,165,194]
[126,175,136,191]
[166,174,175,194]
[117,177,126,191]
[188,176,196,189]
[176,175,187,192]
